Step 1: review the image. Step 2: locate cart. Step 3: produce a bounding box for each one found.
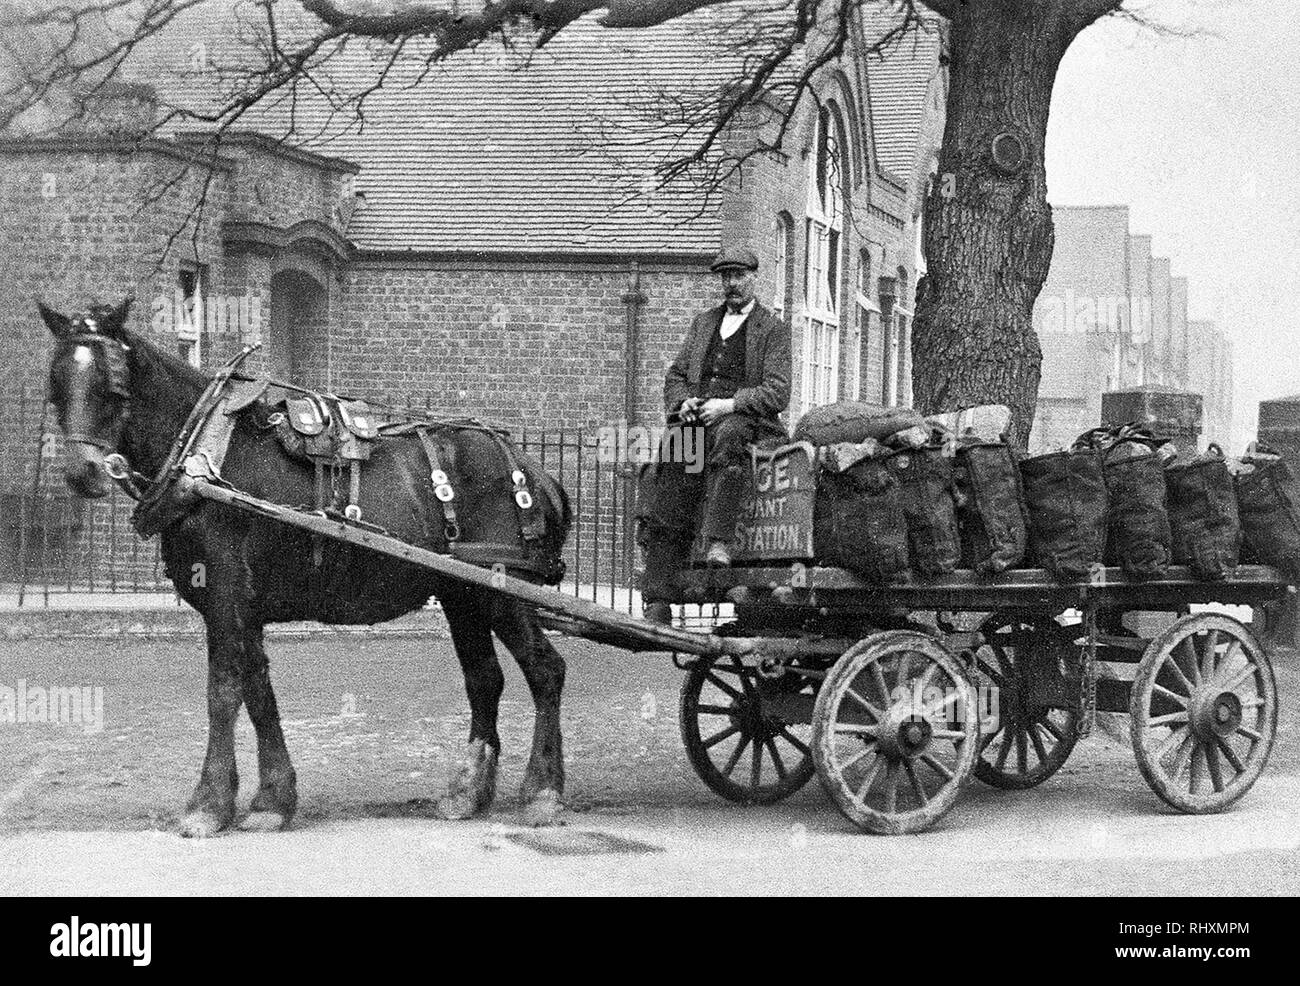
[170,468,1287,836]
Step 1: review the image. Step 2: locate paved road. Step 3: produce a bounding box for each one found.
[1,633,1298,895]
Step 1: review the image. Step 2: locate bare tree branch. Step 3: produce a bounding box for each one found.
[0,0,946,255]
[1068,0,1127,33]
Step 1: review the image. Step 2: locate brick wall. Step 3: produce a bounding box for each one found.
[0,136,356,590]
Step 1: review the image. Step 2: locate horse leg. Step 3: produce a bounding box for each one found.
[491,596,567,827]
[434,589,504,820]
[179,602,248,838]
[235,624,298,832]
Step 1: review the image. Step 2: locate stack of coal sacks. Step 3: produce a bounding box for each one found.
[797,401,1022,582]
[797,400,1300,587]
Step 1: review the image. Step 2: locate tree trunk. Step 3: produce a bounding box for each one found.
[912,0,1091,448]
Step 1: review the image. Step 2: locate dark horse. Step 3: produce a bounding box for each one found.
[40,297,572,835]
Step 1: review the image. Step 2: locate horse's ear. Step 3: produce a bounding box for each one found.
[37,300,72,339]
[103,295,135,338]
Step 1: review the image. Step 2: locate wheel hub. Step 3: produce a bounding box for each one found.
[1189,688,1242,740]
[733,692,772,739]
[876,712,932,759]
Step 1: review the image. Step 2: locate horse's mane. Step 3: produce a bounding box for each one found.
[121,325,211,398]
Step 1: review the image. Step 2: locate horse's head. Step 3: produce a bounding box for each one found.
[40,296,135,498]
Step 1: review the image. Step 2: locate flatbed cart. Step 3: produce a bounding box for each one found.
[164,470,1288,836]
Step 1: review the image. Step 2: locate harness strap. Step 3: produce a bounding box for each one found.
[347,461,363,521]
[131,345,258,536]
[311,462,328,567]
[417,428,461,544]
[489,433,546,545]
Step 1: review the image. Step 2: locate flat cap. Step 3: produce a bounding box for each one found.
[710,246,759,273]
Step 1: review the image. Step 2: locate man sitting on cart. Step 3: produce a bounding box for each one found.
[642,245,792,625]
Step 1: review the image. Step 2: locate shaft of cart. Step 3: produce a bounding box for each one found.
[184,476,795,660]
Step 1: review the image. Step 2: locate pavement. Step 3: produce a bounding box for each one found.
[1,632,1298,896]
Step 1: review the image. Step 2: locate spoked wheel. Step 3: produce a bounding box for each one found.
[1130,613,1277,813]
[812,631,979,834]
[970,612,1080,789]
[680,654,816,804]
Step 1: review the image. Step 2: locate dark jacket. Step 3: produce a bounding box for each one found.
[663,302,792,420]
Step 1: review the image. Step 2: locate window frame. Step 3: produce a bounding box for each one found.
[176,263,207,369]
[800,104,846,413]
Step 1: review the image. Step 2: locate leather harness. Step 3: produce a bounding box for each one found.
[88,337,559,581]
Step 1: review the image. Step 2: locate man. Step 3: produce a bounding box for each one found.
[641,246,792,625]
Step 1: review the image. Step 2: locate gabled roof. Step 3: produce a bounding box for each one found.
[36,0,942,256]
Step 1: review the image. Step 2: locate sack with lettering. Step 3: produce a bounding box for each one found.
[1233,443,1300,582]
[952,442,1028,574]
[887,445,960,577]
[1165,444,1240,581]
[813,446,910,584]
[1019,448,1108,582]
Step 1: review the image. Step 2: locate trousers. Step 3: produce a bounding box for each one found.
[641,413,786,600]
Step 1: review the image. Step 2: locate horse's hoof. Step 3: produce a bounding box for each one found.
[238,811,290,833]
[433,793,480,821]
[178,810,228,839]
[521,789,565,828]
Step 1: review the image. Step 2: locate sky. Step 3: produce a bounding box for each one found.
[1044,0,1300,442]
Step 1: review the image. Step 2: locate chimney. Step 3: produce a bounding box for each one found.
[73,81,158,138]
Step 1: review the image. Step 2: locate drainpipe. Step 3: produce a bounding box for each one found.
[878,274,897,404]
[621,261,647,586]
[622,261,645,426]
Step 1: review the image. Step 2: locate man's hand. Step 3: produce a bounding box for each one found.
[673,397,703,425]
[698,398,735,425]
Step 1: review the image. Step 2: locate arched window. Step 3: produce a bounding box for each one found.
[801,102,846,412]
[773,212,793,319]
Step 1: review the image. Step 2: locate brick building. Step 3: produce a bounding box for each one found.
[1030,205,1234,452]
[0,3,944,590]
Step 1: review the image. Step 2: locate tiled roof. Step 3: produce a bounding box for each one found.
[860,7,944,184]
[126,1,939,255]
[317,21,736,255]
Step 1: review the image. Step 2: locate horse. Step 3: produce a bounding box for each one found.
[39,297,573,836]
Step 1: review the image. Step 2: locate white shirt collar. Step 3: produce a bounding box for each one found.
[719,299,755,339]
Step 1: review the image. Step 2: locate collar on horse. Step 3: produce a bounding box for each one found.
[104,343,262,535]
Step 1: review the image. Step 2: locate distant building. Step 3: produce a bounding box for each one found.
[1030,205,1234,452]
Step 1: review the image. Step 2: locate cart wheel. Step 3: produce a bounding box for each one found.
[680,654,816,804]
[812,631,978,834]
[970,613,1079,789]
[1130,613,1277,814]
